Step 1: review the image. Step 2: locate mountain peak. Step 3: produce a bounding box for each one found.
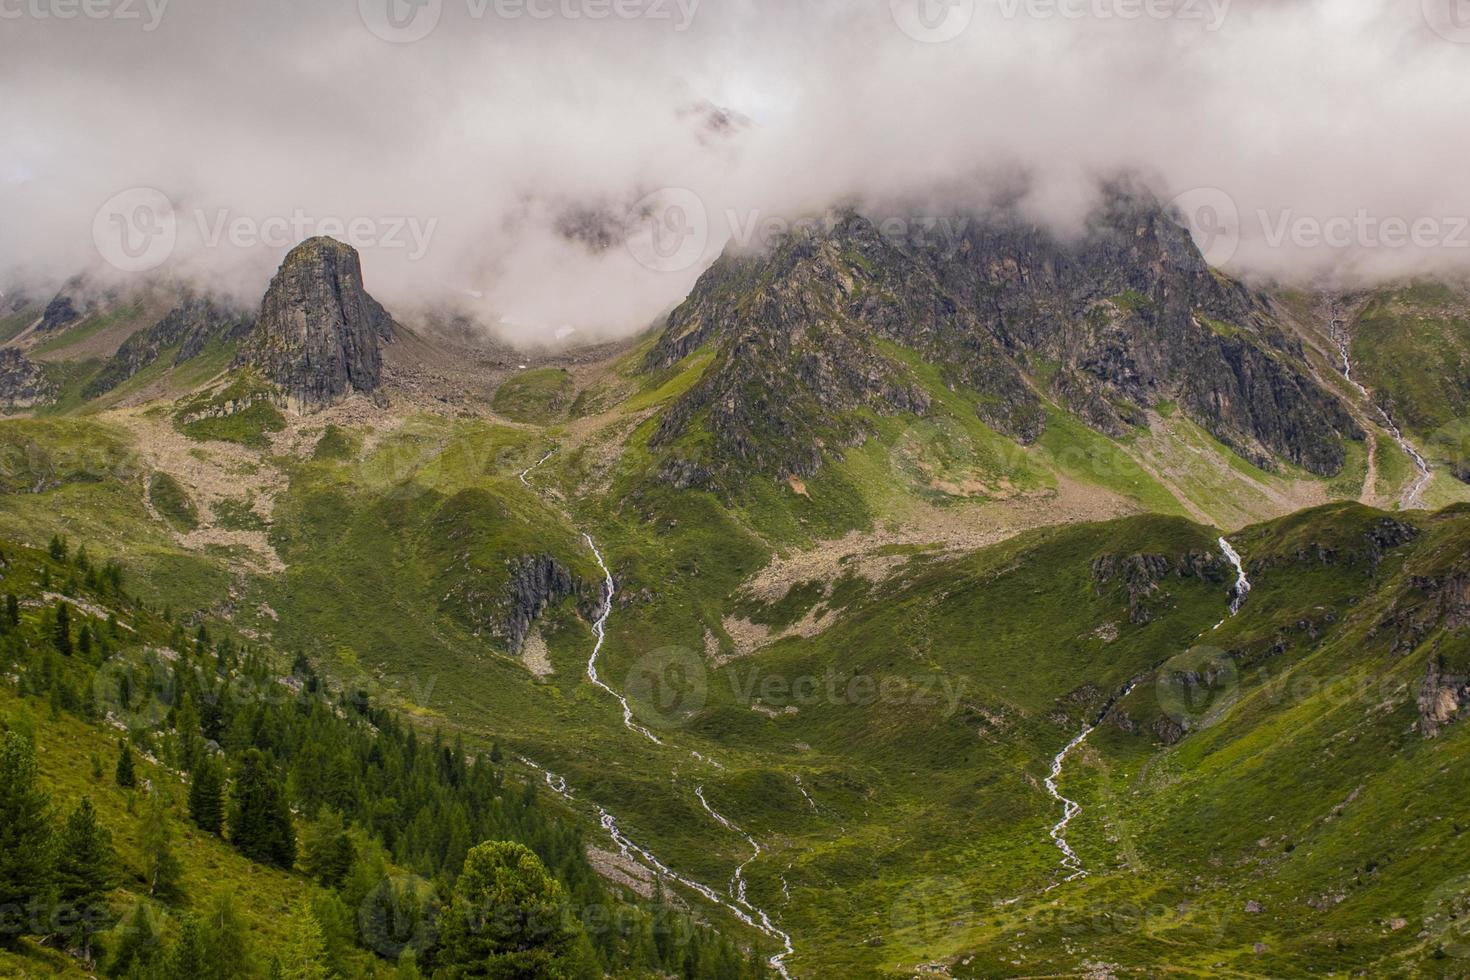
[644,194,1359,492]
[240,237,395,409]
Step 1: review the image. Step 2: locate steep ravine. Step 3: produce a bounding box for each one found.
[1329,304,1432,509]
[517,449,796,977]
[1044,537,1251,885]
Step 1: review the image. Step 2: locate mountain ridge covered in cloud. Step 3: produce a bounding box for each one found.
[3,0,1469,345]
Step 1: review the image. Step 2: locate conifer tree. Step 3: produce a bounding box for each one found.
[189,755,225,834]
[202,888,253,980]
[115,738,137,788]
[109,902,164,977]
[142,791,183,898]
[166,914,208,980]
[276,898,331,980]
[0,732,53,950]
[300,809,354,889]
[53,600,72,656]
[54,797,116,962]
[228,749,295,868]
[174,688,202,774]
[437,841,578,978]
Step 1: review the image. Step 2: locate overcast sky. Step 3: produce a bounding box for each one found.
[3,0,1469,342]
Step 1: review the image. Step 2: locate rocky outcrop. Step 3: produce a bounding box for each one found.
[498,555,581,654]
[646,188,1360,490]
[39,293,81,332]
[84,295,254,398]
[37,277,109,333]
[1091,549,1227,624]
[1419,656,1469,738]
[0,349,54,411]
[239,238,395,409]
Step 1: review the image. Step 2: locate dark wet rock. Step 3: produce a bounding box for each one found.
[85,295,254,398]
[1418,657,1468,738]
[240,237,395,408]
[0,348,54,411]
[39,292,81,332]
[499,555,581,654]
[1092,550,1226,625]
[645,187,1360,491]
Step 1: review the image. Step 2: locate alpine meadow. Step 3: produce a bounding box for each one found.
[4,2,1470,978]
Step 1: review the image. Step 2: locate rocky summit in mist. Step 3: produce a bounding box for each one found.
[5,6,1470,979]
[240,237,397,409]
[648,194,1360,493]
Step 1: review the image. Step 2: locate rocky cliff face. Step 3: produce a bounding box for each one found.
[85,295,254,398]
[1091,549,1228,624]
[240,238,395,408]
[0,349,54,411]
[647,191,1360,490]
[499,555,582,654]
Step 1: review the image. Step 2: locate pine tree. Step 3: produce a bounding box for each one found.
[109,902,164,977]
[53,600,72,656]
[228,749,295,869]
[437,841,578,979]
[166,914,208,980]
[115,738,137,788]
[276,898,331,980]
[48,534,67,562]
[189,755,225,834]
[3,593,16,627]
[0,732,53,950]
[174,688,202,774]
[202,888,253,980]
[394,949,423,980]
[54,797,116,962]
[300,809,354,889]
[142,791,183,898]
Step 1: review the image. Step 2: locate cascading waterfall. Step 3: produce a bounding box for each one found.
[518,449,794,978]
[1043,537,1249,886]
[1219,536,1251,615]
[521,449,661,745]
[1330,309,1432,509]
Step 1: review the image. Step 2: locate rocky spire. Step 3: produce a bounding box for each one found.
[241,237,395,409]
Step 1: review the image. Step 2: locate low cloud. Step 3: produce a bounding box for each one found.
[2,1,1468,344]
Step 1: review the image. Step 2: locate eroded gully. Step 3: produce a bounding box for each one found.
[1329,304,1432,509]
[518,449,795,978]
[1043,537,1251,887]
